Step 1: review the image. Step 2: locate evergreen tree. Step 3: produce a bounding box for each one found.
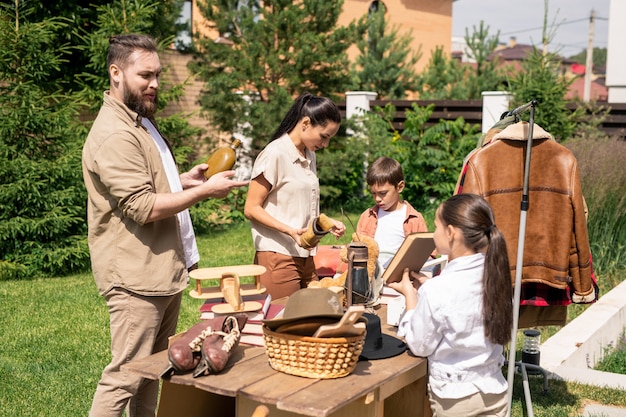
[190,0,364,151]
[507,48,584,141]
[353,2,421,99]
[3,0,187,91]
[0,0,202,279]
[0,3,89,279]
[464,21,503,98]
[416,46,469,99]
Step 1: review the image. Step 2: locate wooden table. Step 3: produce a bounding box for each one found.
[123,306,432,417]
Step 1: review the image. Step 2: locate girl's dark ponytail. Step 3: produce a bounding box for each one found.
[439,194,513,345]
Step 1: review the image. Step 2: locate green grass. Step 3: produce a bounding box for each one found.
[595,330,626,375]
[1,213,625,416]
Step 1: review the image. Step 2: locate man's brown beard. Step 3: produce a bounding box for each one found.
[124,85,158,118]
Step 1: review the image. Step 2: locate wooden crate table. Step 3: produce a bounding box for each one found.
[123,305,432,417]
[188,264,267,299]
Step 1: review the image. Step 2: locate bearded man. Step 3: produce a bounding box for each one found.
[82,34,247,417]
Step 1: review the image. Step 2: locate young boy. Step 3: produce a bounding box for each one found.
[357,157,428,269]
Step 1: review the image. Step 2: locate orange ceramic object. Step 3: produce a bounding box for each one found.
[204,138,242,179]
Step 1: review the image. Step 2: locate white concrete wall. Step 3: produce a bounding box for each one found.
[540,279,626,390]
[345,91,378,119]
[606,0,626,103]
[481,91,512,133]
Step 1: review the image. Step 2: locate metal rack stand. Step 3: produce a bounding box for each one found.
[502,100,551,417]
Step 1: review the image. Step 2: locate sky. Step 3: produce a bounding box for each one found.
[452,0,610,58]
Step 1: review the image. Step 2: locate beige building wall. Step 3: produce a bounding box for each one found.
[338,0,453,73]
[191,0,453,74]
[172,1,455,135]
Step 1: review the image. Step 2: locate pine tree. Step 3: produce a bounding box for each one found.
[463,21,503,99]
[0,3,90,279]
[0,1,201,279]
[507,48,583,141]
[416,46,469,99]
[23,0,187,91]
[353,3,421,99]
[190,0,364,151]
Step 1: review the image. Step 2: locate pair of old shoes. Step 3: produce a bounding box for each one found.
[162,314,247,378]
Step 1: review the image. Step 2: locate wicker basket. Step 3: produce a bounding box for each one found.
[262,326,365,379]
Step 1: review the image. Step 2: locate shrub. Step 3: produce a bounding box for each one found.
[346,103,479,210]
[0,5,90,279]
[565,135,626,276]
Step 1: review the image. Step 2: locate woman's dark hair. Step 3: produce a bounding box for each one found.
[439,193,513,345]
[271,93,341,141]
[107,34,158,71]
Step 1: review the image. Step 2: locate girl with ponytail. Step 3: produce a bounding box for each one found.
[388,193,513,417]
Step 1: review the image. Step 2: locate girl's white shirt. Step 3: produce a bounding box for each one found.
[397,252,507,399]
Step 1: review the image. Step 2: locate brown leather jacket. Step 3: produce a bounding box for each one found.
[458,122,594,302]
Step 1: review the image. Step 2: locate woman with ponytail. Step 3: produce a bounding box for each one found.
[244,93,345,299]
[388,193,512,417]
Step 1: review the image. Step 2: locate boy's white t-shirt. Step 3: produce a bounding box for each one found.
[374,204,407,268]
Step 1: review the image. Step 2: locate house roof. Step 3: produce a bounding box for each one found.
[490,43,534,61]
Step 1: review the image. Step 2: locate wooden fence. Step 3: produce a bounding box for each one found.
[338,99,626,139]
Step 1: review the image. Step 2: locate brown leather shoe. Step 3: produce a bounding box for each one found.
[193,314,247,377]
[161,316,229,378]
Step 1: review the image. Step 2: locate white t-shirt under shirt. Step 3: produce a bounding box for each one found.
[375,204,407,268]
[142,118,200,269]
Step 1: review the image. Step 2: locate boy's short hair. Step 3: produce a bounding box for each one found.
[366,157,404,186]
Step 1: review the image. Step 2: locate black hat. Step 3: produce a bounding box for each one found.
[359,313,407,361]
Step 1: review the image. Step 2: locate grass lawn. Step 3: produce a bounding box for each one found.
[1,216,625,416]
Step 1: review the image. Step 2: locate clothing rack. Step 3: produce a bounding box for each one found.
[502,100,549,417]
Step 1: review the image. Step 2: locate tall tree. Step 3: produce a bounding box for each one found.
[507,48,583,141]
[0,3,89,279]
[353,1,421,99]
[0,0,187,91]
[463,21,503,99]
[416,46,469,100]
[190,0,364,151]
[0,0,201,279]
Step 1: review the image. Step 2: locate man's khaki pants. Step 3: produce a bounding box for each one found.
[89,288,182,417]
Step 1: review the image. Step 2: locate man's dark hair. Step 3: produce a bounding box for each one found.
[107,34,158,70]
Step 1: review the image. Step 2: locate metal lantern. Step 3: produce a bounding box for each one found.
[345,242,372,306]
[521,329,541,370]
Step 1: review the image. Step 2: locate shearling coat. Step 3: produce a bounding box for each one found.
[458,122,594,303]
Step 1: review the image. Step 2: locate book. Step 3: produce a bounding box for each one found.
[239,299,287,347]
[381,232,436,284]
[239,333,265,347]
